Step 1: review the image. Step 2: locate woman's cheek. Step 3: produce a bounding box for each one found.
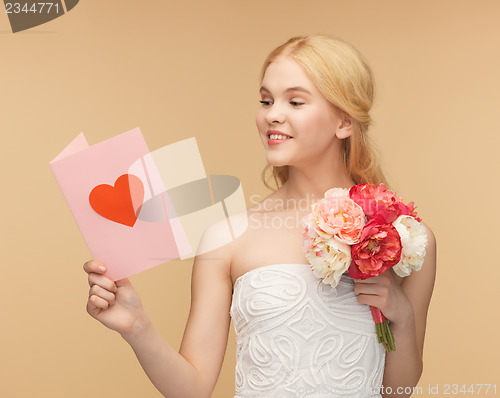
[255,115,265,139]
[295,109,324,137]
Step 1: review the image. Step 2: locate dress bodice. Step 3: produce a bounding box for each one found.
[230,263,385,398]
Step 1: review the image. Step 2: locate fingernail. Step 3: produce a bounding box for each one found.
[98,265,106,272]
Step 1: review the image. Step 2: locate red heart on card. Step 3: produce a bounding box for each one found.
[89,174,144,227]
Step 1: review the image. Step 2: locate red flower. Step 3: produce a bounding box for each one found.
[348,218,402,279]
[394,195,421,222]
[349,183,420,223]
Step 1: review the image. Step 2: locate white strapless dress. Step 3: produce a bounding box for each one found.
[229,263,385,398]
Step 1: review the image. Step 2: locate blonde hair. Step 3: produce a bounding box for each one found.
[260,34,390,190]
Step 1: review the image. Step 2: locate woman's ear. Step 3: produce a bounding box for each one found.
[336,114,352,139]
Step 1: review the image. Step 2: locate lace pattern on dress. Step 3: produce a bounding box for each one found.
[230,263,385,398]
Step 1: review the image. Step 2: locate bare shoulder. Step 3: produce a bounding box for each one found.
[421,221,437,259]
[194,216,237,271]
[401,221,437,293]
[420,221,437,286]
[193,208,254,272]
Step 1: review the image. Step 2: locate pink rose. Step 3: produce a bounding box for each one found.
[348,218,402,279]
[311,193,366,245]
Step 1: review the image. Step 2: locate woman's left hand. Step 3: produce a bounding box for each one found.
[353,268,414,327]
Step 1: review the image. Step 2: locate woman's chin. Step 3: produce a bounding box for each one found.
[267,158,290,168]
[265,152,292,167]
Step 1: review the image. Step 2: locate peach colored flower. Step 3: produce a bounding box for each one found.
[311,190,366,245]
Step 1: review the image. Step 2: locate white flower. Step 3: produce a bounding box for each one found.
[392,215,428,277]
[304,236,351,288]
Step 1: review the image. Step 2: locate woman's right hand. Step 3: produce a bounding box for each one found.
[84,260,148,339]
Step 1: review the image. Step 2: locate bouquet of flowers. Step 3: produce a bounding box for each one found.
[302,183,428,352]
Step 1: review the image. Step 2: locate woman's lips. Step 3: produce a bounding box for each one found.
[268,137,292,145]
[267,131,293,146]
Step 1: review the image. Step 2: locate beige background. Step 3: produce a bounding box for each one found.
[1,1,499,397]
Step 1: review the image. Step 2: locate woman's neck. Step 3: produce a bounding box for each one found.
[272,163,355,211]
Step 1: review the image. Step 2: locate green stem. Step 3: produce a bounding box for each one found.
[376,321,396,352]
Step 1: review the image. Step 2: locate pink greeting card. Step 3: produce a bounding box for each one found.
[49,128,182,280]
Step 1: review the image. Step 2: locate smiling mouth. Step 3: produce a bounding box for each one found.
[267,133,292,140]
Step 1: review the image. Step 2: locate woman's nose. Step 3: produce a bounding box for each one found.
[265,103,285,124]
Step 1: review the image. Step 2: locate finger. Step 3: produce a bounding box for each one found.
[88,294,110,311]
[115,278,131,288]
[86,300,101,318]
[89,284,116,305]
[83,260,107,275]
[88,273,117,293]
[356,294,388,311]
[354,282,385,296]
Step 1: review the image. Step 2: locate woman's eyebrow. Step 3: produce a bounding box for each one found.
[259,86,312,95]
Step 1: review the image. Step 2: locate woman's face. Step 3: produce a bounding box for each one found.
[256,55,349,168]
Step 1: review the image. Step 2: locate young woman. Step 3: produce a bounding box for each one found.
[84,34,436,398]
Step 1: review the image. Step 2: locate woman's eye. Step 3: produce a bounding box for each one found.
[260,100,272,106]
[290,101,304,107]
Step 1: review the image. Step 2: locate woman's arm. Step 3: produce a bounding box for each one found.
[353,223,437,397]
[84,221,234,398]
